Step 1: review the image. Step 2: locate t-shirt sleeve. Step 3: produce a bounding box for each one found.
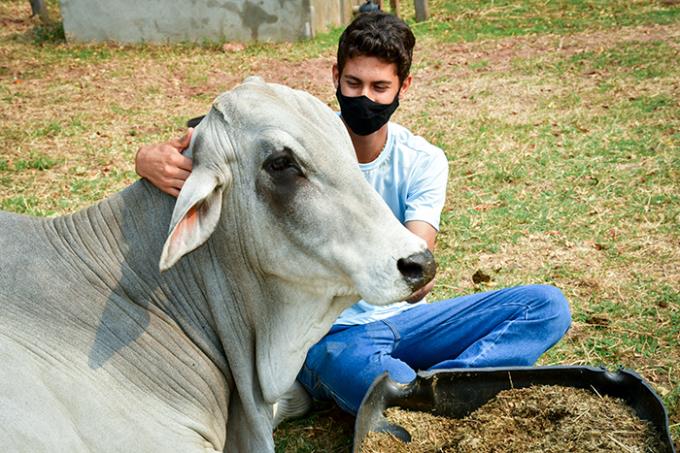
[403,147,449,231]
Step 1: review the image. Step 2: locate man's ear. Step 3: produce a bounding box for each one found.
[332,64,340,89]
[159,166,232,271]
[399,74,413,98]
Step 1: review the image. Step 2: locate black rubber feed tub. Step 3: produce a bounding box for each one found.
[353,366,675,453]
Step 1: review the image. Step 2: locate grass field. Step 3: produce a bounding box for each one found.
[1,0,678,451]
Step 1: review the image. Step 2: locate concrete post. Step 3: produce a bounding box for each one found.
[414,0,429,22]
[390,0,400,17]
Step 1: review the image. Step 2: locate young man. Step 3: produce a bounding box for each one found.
[136,11,571,425]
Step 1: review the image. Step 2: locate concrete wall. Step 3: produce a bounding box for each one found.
[309,0,357,37]
[60,0,362,43]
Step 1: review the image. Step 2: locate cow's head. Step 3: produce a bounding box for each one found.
[159,76,436,401]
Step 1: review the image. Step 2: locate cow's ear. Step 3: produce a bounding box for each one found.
[159,167,231,271]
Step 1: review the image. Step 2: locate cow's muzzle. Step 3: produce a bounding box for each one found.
[397,250,436,292]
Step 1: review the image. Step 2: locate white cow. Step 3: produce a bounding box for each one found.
[0,77,435,452]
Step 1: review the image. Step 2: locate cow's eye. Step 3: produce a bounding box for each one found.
[263,153,302,177]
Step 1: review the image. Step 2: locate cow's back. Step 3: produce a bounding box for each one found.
[0,209,112,359]
[0,196,229,452]
[0,212,123,451]
[0,211,59,308]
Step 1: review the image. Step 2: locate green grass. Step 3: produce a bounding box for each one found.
[14,152,57,170]
[0,193,53,216]
[411,0,680,42]
[1,0,679,450]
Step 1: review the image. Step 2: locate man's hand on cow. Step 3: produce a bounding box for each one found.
[135,129,194,197]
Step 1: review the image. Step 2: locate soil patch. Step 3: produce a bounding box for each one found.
[361,385,667,453]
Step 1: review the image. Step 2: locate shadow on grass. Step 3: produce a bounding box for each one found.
[275,403,355,453]
[32,20,64,44]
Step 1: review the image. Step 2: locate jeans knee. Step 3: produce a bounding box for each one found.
[523,284,571,332]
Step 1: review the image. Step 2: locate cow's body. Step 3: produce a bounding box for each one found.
[1,187,231,452]
[0,78,434,452]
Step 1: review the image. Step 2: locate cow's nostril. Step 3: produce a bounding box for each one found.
[397,257,423,280]
[397,250,436,290]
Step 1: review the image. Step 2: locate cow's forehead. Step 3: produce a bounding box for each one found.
[214,83,281,121]
[213,80,343,138]
[206,78,355,171]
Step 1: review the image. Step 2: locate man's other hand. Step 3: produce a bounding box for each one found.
[135,129,194,197]
[403,220,438,303]
[405,277,435,303]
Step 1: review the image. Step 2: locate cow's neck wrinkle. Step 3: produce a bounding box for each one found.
[197,211,359,441]
[197,211,278,447]
[42,181,235,405]
[40,179,280,449]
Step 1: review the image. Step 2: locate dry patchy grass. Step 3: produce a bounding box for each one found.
[1,1,678,451]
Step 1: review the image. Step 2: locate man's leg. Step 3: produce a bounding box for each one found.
[297,322,416,415]
[296,284,570,415]
[388,284,571,370]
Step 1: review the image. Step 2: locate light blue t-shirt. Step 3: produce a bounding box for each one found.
[334,122,449,326]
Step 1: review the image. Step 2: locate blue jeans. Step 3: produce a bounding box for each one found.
[297,285,571,414]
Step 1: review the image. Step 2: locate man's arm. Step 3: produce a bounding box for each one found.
[135,129,194,197]
[404,219,437,303]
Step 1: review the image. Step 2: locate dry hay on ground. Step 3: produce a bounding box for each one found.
[361,385,667,453]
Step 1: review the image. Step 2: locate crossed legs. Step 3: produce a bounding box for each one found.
[297,285,571,414]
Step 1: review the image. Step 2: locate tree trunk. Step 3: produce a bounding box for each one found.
[29,0,50,23]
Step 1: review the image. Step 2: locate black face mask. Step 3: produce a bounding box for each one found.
[336,85,399,136]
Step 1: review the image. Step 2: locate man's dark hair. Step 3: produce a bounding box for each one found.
[337,12,416,84]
